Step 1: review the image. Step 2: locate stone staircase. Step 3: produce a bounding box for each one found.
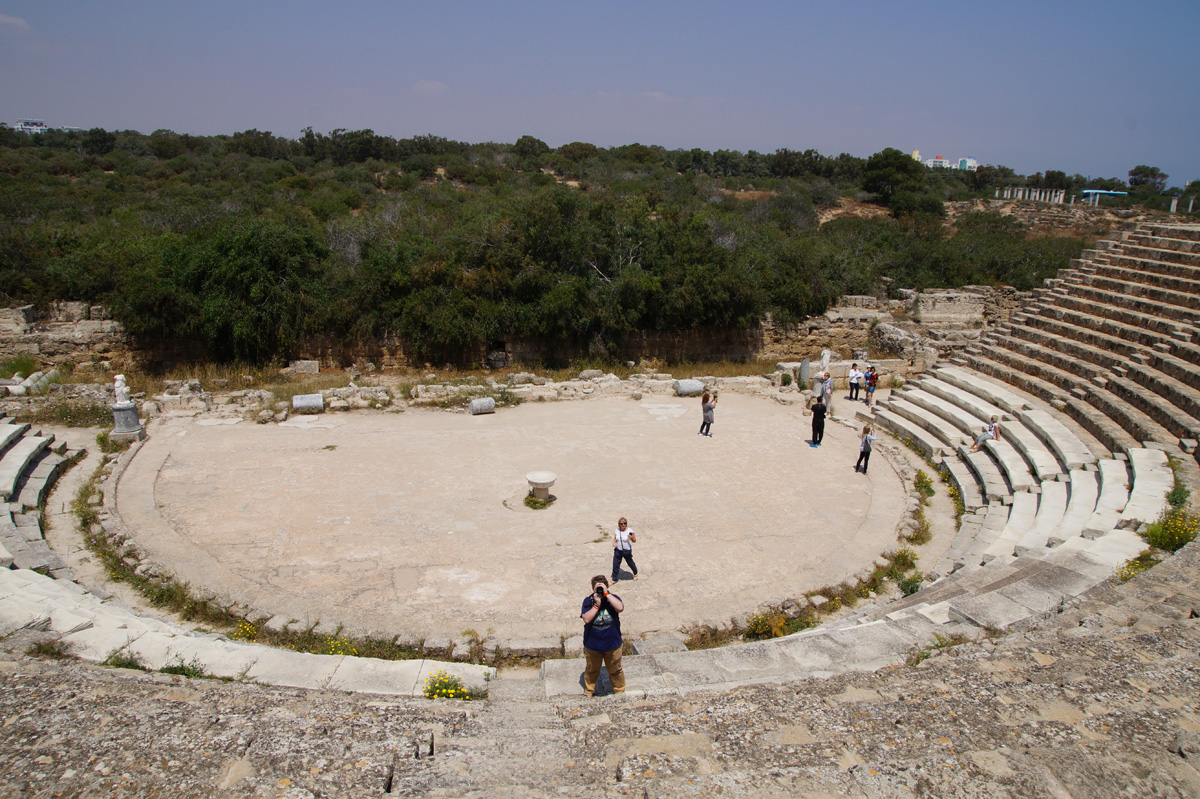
[0,415,76,578]
[542,224,1200,700]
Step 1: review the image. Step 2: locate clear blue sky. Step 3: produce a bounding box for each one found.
[2,0,1196,185]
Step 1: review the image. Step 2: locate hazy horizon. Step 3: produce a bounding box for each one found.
[2,1,1197,186]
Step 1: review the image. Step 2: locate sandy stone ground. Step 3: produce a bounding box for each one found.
[113,394,907,644]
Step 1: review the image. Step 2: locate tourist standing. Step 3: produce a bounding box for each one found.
[848,363,862,402]
[581,575,625,696]
[811,397,827,447]
[699,392,717,437]
[855,425,876,473]
[611,517,638,582]
[865,367,879,407]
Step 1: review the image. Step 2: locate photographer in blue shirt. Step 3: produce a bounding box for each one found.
[580,575,625,696]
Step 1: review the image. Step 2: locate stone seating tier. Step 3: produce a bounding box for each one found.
[0,567,496,696]
[0,434,54,501]
[1069,270,1199,317]
[1045,291,1194,339]
[1005,314,1200,440]
[1061,279,1200,326]
[973,338,1173,452]
[1099,251,1200,283]
[1028,300,1187,354]
[964,347,1139,456]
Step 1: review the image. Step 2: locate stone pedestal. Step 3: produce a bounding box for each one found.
[110,401,145,442]
[526,471,557,500]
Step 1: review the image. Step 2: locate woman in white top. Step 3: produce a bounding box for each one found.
[611,517,639,582]
[848,363,863,402]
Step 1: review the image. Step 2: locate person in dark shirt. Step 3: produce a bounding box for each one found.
[580,575,625,696]
[811,398,827,446]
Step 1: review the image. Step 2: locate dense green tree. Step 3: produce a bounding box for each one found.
[512,135,550,160]
[862,148,926,205]
[1128,165,1167,192]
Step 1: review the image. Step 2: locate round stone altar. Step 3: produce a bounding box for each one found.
[113,394,906,644]
[525,470,557,500]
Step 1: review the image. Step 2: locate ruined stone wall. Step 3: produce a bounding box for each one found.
[0,303,135,373]
[2,293,1000,373]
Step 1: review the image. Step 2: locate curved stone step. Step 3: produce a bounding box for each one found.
[980,491,1038,563]
[1013,481,1069,556]
[1081,272,1198,321]
[0,420,31,457]
[0,568,496,696]
[9,449,69,512]
[1082,459,1131,539]
[918,375,1012,425]
[1050,470,1100,545]
[1068,280,1200,326]
[1018,409,1097,471]
[929,364,1032,415]
[0,434,54,501]
[877,397,963,448]
[901,387,986,437]
[943,458,985,511]
[1047,291,1195,340]
[871,408,951,460]
[1119,447,1172,526]
[958,444,1012,502]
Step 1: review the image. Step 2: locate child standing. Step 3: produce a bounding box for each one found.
[698,392,717,437]
[855,425,876,474]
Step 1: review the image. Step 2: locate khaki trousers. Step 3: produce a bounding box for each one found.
[583,645,625,695]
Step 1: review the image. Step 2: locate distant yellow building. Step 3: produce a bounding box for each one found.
[911,150,921,162]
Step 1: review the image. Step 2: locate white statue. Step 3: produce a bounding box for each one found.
[114,374,131,405]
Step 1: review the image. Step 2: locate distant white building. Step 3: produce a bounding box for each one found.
[922,153,978,172]
[13,118,49,135]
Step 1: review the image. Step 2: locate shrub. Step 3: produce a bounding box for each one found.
[898,574,923,596]
[1116,550,1160,583]
[103,649,146,670]
[26,639,72,659]
[780,372,793,387]
[745,611,790,640]
[682,621,743,650]
[160,656,207,679]
[1166,483,1190,509]
[1141,506,1198,553]
[422,669,485,700]
[891,547,918,571]
[914,470,934,500]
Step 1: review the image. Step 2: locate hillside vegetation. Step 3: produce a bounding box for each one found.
[0,128,1089,364]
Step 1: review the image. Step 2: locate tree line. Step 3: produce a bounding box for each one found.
[0,126,1136,364]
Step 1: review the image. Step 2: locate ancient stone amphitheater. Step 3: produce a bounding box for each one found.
[1,222,1198,797]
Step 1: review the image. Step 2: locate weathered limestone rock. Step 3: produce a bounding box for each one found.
[468,397,496,415]
[292,393,324,413]
[674,379,705,397]
[290,360,320,374]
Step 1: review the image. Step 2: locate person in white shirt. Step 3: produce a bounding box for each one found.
[848,363,863,402]
[611,517,639,582]
[821,372,834,416]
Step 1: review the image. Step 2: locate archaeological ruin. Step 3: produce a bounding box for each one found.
[0,221,1197,797]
